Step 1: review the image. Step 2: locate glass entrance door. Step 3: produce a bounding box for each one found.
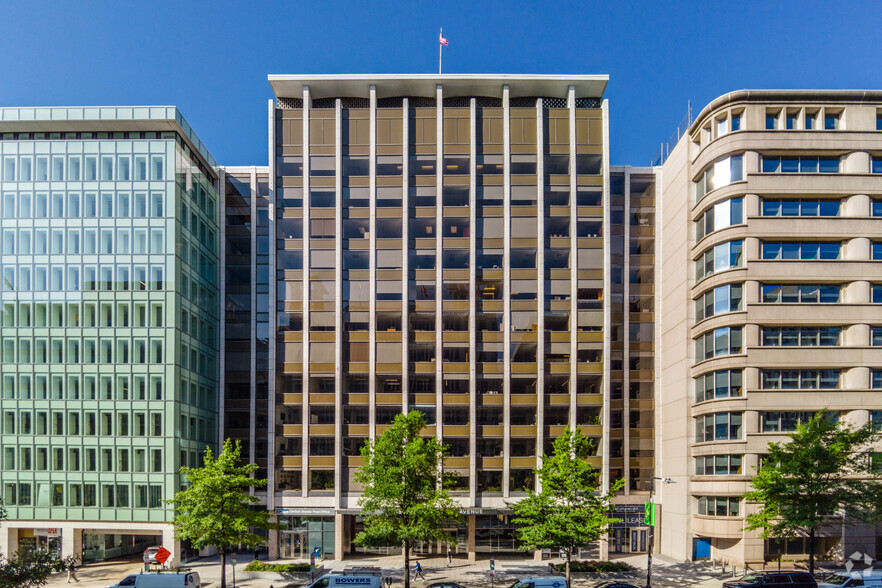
[280,531,304,560]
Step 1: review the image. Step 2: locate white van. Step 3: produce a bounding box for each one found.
[818,570,882,588]
[508,577,569,588]
[306,574,383,588]
[107,571,201,588]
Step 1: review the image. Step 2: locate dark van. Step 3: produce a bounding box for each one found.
[724,571,817,588]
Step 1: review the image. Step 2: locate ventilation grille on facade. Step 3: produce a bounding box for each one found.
[442,96,471,108]
[311,98,337,109]
[509,97,542,108]
[575,97,601,108]
[542,97,567,108]
[475,97,503,108]
[377,97,404,108]
[408,96,437,108]
[278,97,303,109]
[341,97,370,109]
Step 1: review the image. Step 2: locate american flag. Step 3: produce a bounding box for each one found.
[439,32,449,47]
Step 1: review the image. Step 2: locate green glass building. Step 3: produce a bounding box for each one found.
[0,107,220,563]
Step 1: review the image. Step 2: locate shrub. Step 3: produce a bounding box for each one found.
[243,561,312,573]
[556,561,634,573]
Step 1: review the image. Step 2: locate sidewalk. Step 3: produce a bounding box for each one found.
[45,551,733,588]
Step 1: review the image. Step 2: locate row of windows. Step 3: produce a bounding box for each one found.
[1,301,165,329]
[695,240,743,281]
[761,156,840,174]
[695,198,743,241]
[2,410,163,437]
[760,199,841,217]
[2,227,165,256]
[696,155,743,199]
[760,411,820,432]
[760,370,840,390]
[1,337,166,365]
[298,248,601,271]
[0,264,166,293]
[766,108,840,130]
[760,284,840,303]
[696,496,741,517]
[694,369,742,403]
[1,154,166,183]
[760,327,840,347]
[695,284,742,321]
[695,326,742,360]
[1,373,164,401]
[2,482,164,509]
[1,191,164,219]
[761,241,840,260]
[695,412,743,442]
[694,454,743,476]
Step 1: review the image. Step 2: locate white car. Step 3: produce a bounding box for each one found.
[108,571,201,588]
[818,570,882,587]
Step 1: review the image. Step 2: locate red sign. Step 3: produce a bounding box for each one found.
[154,547,171,564]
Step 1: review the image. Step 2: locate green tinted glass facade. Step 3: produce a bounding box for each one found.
[0,109,220,528]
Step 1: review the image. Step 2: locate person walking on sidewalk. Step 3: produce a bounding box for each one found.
[414,560,425,581]
[66,560,80,583]
[446,547,452,567]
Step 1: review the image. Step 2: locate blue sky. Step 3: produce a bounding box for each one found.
[2,0,880,166]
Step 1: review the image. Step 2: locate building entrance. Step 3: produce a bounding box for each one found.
[280,531,305,559]
[611,527,648,553]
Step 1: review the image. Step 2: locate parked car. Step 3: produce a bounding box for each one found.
[818,569,882,587]
[107,571,201,588]
[306,574,383,588]
[427,583,467,588]
[142,547,163,564]
[723,571,817,587]
[509,578,568,588]
[592,583,642,588]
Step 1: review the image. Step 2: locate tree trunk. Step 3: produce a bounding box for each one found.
[404,542,410,588]
[565,548,571,586]
[808,529,815,579]
[220,548,226,588]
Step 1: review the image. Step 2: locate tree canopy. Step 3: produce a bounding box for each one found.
[170,439,280,588]
[513,426,624,585]
[0,501,76,588]
[743,410,882,577]
[355,410,463,588]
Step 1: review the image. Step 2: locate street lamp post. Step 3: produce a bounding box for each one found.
[646,476,673,588]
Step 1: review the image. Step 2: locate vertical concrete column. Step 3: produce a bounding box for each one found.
[267,99,278,514]
[61,527,82,560]
[1,527,19,559]
[301,85,312,498]
[218,167,227,447]
[369,86,378,441]
[600,99,612,496]
[468,97,478,504]
[535,98,546,477]
[622,167,632,495]
[502,84,511,497]
[335,97,345,509]
[466,514,476,562]
[435,84,444,437]
[250,168,259,478]
[402,99,410,413]
[268,524,279,560]
[335,512,346,561]
[162,526,181,565]
[567,86,578,433]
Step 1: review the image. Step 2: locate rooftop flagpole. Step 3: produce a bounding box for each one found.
[439,27,443,74]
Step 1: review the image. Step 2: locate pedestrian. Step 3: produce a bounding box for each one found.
[414,560,425,581]
[66,560,80,583]
[254,547,260,561]
[446,547,452,567]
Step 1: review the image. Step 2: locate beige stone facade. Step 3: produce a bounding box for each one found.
[657,90,882,568]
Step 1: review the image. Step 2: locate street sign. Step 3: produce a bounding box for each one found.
[489,557,495,570]
[154,547,171,565]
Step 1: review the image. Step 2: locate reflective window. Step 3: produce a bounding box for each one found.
[695,283,743,321]
[694,369,742,403]
[696,155,743,199]
[761,242,840,260]
[696,198,743,240]
[760,370,840,390]
[695,412,742,442]
[761,199,840,217]
[695,240,743,281]
[761,156,840,173]
[694,327,742,360]
[761,327,840,347]
[761,284,840,303]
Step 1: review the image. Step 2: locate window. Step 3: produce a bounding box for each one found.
[766,110,780,130]
[731,113,742,131]
[695,454,743,476]
[871,411,882,430]
[761,242,840,260]
[761,156,840,173]
[695,412,742,442]
[695,283,743,321]
[695,369,742,403]
[872,370,882,389]
[695,327,742,361]
[697,496,741,517]
[760,370,840,390]
[695,240,743,281]
[760,411,821,432]
[761,199,840,217]
[824,111,840,130]
[761,284,840,303]
[696,198,743,240]
[760,327,840,347]
[696,155,743,199]
[872,327,882,347]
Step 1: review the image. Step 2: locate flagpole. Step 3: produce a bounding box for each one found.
[439,27,442,74]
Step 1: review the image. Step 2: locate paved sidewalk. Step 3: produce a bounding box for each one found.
[45,552,735,588]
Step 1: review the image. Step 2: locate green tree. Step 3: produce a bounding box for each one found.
[0,501,76,588]
[170,439,281,588]
[355,410,463,588]
[512,426,624,585]
[743,410,882,577]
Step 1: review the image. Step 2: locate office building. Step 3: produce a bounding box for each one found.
[657,90,882,568]
[0,106,220,563]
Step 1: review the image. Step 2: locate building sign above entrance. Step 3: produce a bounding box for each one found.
[276,508,335,516]
[611,506,646,527]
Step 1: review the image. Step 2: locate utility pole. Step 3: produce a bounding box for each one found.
[645,476,673,588]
